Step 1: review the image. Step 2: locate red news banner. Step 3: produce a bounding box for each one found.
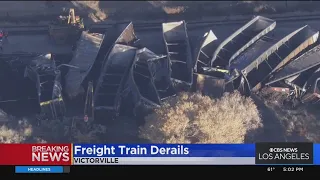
[0,144,72,165]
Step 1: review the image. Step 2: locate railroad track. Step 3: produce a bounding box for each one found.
[90,13,320,30]
[2,13,320,33]
[2,25,48,35]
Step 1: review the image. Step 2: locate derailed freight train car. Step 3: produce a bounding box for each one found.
[251,25,319,91]
[128,48,162,112]
[230,25,319,94]
[0,53,40,116]
[229,36,278,94]
[88,22,139,86]
[99,22,139,74]
[65,31,104,98]
[24,54,65,119]
[162,21,193,90]
[266,44,320,95]
[128,48,177,110]
[94,44,137,120]
[211,16,276,68]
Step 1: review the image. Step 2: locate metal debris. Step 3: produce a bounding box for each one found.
[301,67,320,103]
[24,53,65,119]
[84,81,94,118]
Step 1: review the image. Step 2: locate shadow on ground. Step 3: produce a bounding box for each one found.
[247,92,320,143]
[246,94,288,143]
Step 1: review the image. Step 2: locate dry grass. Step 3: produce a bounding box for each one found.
[35,117,107,143]
[264,101,320,142]
[162,6,185,14]
[72,1,108,22]
[140,91,262,143]
[0,119,33,143]
[0,115,106,143]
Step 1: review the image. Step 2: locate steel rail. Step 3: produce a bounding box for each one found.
[2,13,320,33]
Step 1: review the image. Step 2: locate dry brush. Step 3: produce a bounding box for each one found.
[140,91,262,143]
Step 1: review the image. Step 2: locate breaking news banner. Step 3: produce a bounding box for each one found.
[0,144,71,165]
[72,144,256,165]
[255,143,314,165]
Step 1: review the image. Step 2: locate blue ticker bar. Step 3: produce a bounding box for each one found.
[15,166,64,173]
[314,144,320,165]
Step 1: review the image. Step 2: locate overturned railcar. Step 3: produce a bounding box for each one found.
[251,25,319,91]
[94,44,137,120]
[89,22,139,84]
[229,36,278,94]
[24,54,65,119]
[194,30,218,73]
[211,16,276,68]
[230,25,319,94]
[162,21,193,88]
[65,31,104,98]
[0,53,41,116]
[128,48,162,112]
[99,22,139,73]
[266,44,320,93]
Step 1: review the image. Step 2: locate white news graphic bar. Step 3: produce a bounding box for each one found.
[73,157,255,165]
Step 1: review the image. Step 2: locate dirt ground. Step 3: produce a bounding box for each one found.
[1,1,320,23]
[253,90,320,143]
[1,1,320,143]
